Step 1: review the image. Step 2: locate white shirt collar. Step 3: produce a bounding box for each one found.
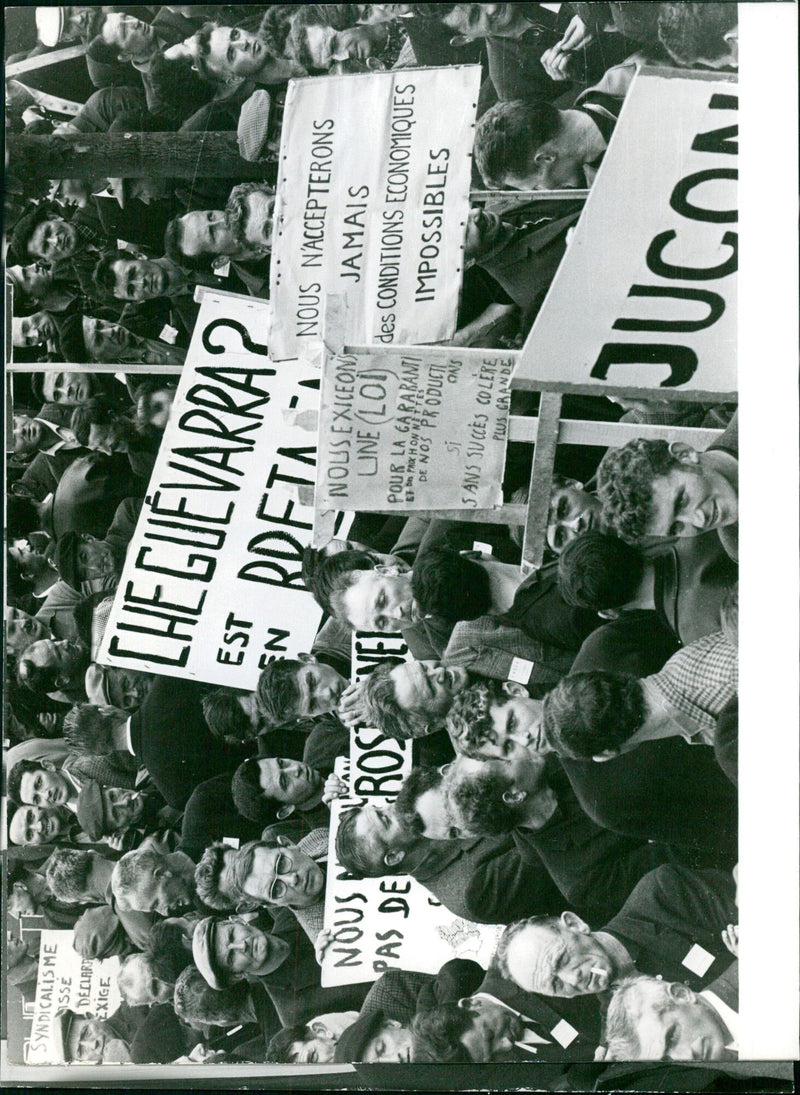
[700,988,739,1051]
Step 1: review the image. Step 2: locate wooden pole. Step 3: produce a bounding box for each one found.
[6,132,269,181]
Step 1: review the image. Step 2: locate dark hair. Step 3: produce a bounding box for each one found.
[597,440,683,543]
[174,963,255,1028]
[63,703,118,754]
[163,214,212,273]
[446,679,507,757]
[410,1003,473,1063]
[8,205,62,264]
[7,759,45,804]
[69,396,129,448]
[266,1023,314,1063]
[144,919,194,984]
[17,651,62,694]
[256,659,304,724]
[541,671,647,758]
[411,548,491,622]
[449,767,519,836]
[394,766,445,836]
[231,758,278,825]
[335,805,400,878]
[45,848,94,903]
[361,659,431,741]
[474,100,562,189]
[134,380,177,431]
[195,842,240,911]
[557,532,645,610]
[7,496,40,539]
[657,1,737,64]
[312,549,376,616]
[284,5,337,69]
[258,4,300,56]
[202,687,255,745]
[91,251,126,301]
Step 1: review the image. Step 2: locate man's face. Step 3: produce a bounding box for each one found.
[441,3,528,39]
[10,804,71,845]
[121,954,173,1006]
[459,996,523,1060]
[12,311,57,348]
[5,606,50,654]
[25,638,87,686]
[240,843,324,908]
[464,207,507,260]
[82,316,133,362]
[504,920,614,997]
[502,148,585,192]
[390,660,468,719]
[236,189,276,251]
[9,882,39,918]
[105,667,153,712]
[293,661,346,717]
[630,980,731,1060]
[42,370,94,405]
[301,23,387,70]
[67,1017,132,1064]
[8,263,52,299]
[288,1033,337,1064]
[28,217,78,262]
[410,779,452,841]
[352,803,408,867]
[19,766,72,807]
[645,464,738,538]
[213,918,290,978]
[141,389,175,429]
[547,483,602,554]
[12,414,44,455]
[203,26,269,77]
[341,568,418,633]
[103,788,145,830]
[484,693,547,757]
[134,857,194,915]
[363,1019,413,1063]
[110,258,169,301]
[102,12,156,57]
[74,534,117,583]
[179,210,238,258]
[256,758,323,806]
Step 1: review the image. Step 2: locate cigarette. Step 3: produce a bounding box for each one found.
[226,1025,243,1036]
[590,967,605,977]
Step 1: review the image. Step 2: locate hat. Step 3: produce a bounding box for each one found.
[36,7,65,47]
[49,1007,79,1064]
[237,90,273,162]
[85,663,112,707]
[54,530,82,590]
[55,310,89,363]
[192,916,226,990]
[76,778,106,841]
[7,207,51,267]
[73,905,129,959]
[333,1008,387,1063]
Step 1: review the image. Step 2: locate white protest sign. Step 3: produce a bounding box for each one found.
[514,68,738,400]
[348,632,413,795]
[268,65,481,360]
[98,292,324,687]
[27,931,121,1065]
[317,345,512,511]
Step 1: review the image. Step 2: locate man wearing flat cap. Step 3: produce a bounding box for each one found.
[50,1001,193,1064]
[192,913,292,991]
[76,779,173,850]
[334,1008,414,1064]
[72,905,134,960]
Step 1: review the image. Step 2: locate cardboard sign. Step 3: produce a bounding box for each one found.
[27,931,121,1065]
[97,293,324,687]
[317,345,512,510]
[514,68,738,400]
[268,65,481,360]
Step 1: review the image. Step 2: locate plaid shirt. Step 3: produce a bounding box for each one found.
[646,631,738,743]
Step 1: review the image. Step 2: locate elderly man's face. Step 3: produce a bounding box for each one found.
[390,660,468,719]
[299,22,388,70]
[212,918,290,978]
[12,311,57,348]
[25,637,87,685]
[503,918,614,998]
[239,843,324,908]
[628,979,732,1060]
[103,788,145,830]
[9,804,71,845]
[29,217,78,262]
[105,667,153,712]
[42,370,94,405]
[341,568,419,633]
[74,534,117,583]
[5,605,50,654]
[132,856,195,915]
[179,210,238,258]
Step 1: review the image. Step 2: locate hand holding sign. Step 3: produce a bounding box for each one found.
[323,773,350,806]
[722,924,739,957]
[338,679,369,727]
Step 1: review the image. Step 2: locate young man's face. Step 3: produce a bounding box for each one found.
[391,660,469,719]
[484,693,547,757]
[74,534,117,583]
[19,766,72,807]
[504,918,614,997]
[105,667,153,712]
[28,217,78,262]
[645,464,738,538]
[42,370,94,405]
[82,316,133,362]
[103,788,145,830]
[9,804,71,845]
[502,146,585,192]
[464,207,507,261]
[5,606,51,654]
[441,3,529,39]
[459,996,523,1060]
[362,1019,413,1063]
[202,26,269,78]
[293,661,347,717]
[8,263,52,299]
[547,482,602,554]
[256,758,323,805]
[26,637,87,685]
[630,980,732,1060]
[178,210,238,258]
[12,311,57,348]
[110,258,170,301]
[341,568,419,633]
[300,23,387,69]
[240,843,324,908]
[102,12,156,58]
[212,918,290,978]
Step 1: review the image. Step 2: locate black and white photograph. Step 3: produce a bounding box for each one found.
[2,2,798,1090]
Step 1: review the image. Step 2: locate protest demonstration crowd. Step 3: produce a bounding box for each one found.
[2,1,770,1087]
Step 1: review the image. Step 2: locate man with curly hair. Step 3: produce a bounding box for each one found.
[445,677,548,760]
[596,414,739,559]
[341,658,472,740]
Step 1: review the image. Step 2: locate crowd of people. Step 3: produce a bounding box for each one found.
[4,0,747,1082]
